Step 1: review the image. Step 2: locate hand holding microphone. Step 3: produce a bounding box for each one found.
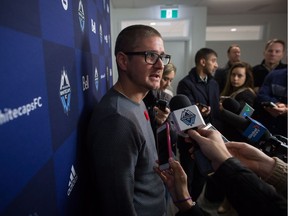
[187,129,232,171]
[169,94,215,176]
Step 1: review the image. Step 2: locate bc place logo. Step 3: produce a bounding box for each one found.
[59,68,71,115]
[180,109,196,126]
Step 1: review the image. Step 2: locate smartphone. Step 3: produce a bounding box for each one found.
[261,101,277,108]
[157,122,173,170]
[156,99,168,112]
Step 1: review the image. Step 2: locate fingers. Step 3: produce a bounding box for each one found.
[153,166,168,182]
[186,129,210,144]
[168,158,187,177]
[154,106,170,124]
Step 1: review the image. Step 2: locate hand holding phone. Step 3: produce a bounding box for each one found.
[157,122,173,170]
[156,99,168,112]
[261,101,277,108]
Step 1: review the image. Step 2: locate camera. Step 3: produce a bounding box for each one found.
[258,135,288,163]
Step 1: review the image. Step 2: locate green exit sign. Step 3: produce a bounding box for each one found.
[161,8,178,19]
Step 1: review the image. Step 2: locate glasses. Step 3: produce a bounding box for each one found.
[124,51,171,66]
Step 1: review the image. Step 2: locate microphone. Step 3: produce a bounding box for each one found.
[220,108,269,142]
[169,94,214,176]
[169,94,206,134]
[222,97,255,118]
[222,97,240,114]
[220,108,287,161]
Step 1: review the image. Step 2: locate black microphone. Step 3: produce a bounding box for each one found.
[220,108,270,142]
[222,97,255,118]
[220,108,287,161]
[169,94,192,111]
[169,94,214,176]
[222,97,241,114]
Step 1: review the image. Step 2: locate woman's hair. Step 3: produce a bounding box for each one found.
[163,63,177,76]
[221,61,254,96]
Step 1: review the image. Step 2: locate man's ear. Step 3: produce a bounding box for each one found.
[116,52,128,71]
[200,58,206,67]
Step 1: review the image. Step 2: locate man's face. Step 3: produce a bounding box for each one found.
[228,47,241,63]
[125,36,166,91]
[204,54,218,75]
[264,42,285,65]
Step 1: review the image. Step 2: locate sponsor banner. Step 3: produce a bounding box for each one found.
[1,160,57,216]
[0,0,112,214]
[0,27,52,213]
[43,40,79,151]
[40,0,74,48]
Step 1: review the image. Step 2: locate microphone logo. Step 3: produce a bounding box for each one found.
[243,116,267,143]
[180,109,196,126]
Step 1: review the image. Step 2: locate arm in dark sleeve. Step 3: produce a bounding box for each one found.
[256,73,276,103]
[213,157,287,216]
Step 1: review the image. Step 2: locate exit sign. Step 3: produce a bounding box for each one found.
[161,8,178,19]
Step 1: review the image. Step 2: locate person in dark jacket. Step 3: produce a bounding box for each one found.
[253,67,287,137]
[154,128,287,216]
[176,48,223,202]
[214,44,241,93]
[252,38,287,94]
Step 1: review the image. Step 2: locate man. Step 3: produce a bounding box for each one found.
[87,25,171,215]
[214,44,241,93]
[253,67,287,137]
[253,38,287,93]
[177,48,221,129]
[176,48,223,201]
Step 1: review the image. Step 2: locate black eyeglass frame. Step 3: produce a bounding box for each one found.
[124,51,171,66]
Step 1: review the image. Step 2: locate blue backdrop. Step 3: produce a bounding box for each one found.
[0,0,112,215]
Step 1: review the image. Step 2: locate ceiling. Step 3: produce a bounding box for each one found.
[110,0,287,15]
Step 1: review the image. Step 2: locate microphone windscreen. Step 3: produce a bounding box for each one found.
[222,98,241,114]
[169,94,192,111]
[220,108,249,131]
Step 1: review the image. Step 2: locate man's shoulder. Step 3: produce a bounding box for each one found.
[252,64,264,71]
[179,68,196,82]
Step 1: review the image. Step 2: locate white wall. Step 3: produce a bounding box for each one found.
[207,13,287,68]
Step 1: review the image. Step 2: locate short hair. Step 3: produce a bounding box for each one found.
[195,48,218,65]
[265,38,286,51]
[114,25,163,56]
[227,44,240,53]
[163,63,177,76]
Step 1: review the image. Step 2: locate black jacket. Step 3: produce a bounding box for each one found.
[176,67,221,127]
